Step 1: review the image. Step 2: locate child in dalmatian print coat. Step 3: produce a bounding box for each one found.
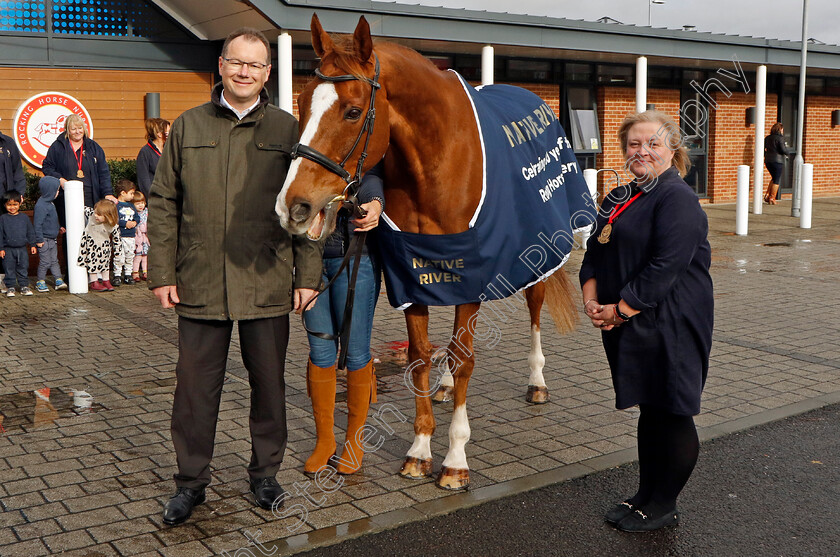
[78,200,122,292]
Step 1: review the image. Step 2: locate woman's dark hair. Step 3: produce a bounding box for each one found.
[770,122,784,135]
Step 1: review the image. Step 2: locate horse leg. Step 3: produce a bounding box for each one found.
[437,302,480,490]
[399,304,435,479]
[525,282,550,404]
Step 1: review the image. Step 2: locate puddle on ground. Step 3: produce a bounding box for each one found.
[124,376,178,397]
[0,388,105,435]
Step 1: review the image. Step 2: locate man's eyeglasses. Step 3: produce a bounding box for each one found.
[223,57,268,72]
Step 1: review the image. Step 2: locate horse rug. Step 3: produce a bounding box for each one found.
[378,73,596,309]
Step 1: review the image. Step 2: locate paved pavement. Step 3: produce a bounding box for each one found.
[299,402,840,557]
[1,198,839,556]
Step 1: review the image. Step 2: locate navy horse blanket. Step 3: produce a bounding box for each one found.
[378,74,596,309]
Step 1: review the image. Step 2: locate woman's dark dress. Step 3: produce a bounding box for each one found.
[579,166,714,416]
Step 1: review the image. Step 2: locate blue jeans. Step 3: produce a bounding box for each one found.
[305,255,380,370]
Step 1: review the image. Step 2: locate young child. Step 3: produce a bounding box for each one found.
[113,179,138,285]
[78,199,122,292]
[33,176,68,293]
[132,190,149,282]
[0,191,37,297]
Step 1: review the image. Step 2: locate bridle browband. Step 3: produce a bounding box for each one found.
[290,53,381,200]
[293,53,382,371]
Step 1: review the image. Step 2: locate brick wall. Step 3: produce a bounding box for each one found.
[803,96,840,198]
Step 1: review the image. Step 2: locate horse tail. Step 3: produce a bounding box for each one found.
[543,268,579,335]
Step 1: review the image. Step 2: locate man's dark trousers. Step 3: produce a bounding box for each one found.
[171,315,290,489]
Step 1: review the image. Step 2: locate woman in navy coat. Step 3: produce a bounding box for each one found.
[579,110,714,532]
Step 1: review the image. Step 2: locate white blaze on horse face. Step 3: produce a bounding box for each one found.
[441,404,470,470]
[527,324,547,387]
[275,82,339,227]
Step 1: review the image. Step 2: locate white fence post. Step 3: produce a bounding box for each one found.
[800,163,813,229]
[63,180,88,293]
[481,45,494,86]
[736,165,749,235]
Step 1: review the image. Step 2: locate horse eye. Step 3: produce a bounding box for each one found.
[344,107,363,121]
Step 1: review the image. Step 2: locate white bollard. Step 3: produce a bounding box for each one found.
[752,65,767,215]
[63,180,88,294]
[800,163,813,229]
[736,165,749,235]
[581,168,598,247]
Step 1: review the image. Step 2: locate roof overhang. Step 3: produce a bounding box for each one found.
[155,0,840,75]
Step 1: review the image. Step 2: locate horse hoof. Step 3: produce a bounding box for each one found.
[431,385,454,404]
[400,457,433,479]
[526,385,550,404]
[436,466,470,490]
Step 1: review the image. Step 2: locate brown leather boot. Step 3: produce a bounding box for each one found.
[304,360,337,475]
[335,359,377,474]
[768,183,780,204]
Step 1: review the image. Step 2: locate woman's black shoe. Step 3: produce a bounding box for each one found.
[605,500,635,525]
[162,487,206,525]
[616,507,679,532]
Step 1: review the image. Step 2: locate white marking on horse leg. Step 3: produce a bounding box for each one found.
[439,367,454,388]
[527,325,546,387]
[441,404,470,470]
[275,83,338,225]
[406,433,431,460]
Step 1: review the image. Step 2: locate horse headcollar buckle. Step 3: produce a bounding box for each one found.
[290,54,381,201]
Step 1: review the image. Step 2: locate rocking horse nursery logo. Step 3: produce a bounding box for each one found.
[13,92,94,168]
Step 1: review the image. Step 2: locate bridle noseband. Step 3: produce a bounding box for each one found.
[290,53,381,202]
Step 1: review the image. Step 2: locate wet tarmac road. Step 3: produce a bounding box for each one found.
[301,403,840,556]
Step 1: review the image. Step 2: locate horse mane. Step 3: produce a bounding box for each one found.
[327,37,441,80]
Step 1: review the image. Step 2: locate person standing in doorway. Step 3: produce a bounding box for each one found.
[148,27,323,526]
[764,122,791,205]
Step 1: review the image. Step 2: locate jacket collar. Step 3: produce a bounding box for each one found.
[211,82,269,120]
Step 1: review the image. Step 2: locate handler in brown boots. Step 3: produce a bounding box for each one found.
[302,165,384,476]
[304,359,377,475]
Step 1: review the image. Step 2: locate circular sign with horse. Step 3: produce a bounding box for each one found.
[13,92,94,168]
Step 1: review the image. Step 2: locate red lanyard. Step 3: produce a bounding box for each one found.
[73,144,84,174]
[147,142,161,156]
[608,190,643,225]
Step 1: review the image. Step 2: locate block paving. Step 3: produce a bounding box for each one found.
[1,199,840,556]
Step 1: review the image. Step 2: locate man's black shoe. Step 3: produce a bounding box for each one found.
[162,487,205,525]
[250,477,284,510]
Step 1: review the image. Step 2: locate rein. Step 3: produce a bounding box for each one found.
[295,54,381,371]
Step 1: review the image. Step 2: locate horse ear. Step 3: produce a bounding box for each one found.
[311,13,335,59]
[353,16,373,62]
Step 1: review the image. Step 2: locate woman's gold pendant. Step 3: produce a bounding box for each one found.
[77,170,85,178]
[597,223,612,244]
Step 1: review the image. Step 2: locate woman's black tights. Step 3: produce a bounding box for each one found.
[628,404,699,516]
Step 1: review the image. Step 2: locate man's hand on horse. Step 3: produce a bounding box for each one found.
[352,200,382,232]
[152,285,180,309]
[294,288,319,314]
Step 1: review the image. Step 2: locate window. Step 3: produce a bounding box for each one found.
[565,63,593,82]
[50,0,187,38]
[597,64,634,86]
[0,1,46,32]
[506,59,551,82]
[567,86,601,153]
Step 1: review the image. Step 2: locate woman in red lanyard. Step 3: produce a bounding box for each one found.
[579,110,714,532]
[136,118,170,200]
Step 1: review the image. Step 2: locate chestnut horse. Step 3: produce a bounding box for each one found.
[277,15,580,490]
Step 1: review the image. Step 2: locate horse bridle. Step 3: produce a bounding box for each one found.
[290,53,381,202]
[293,54,381,370]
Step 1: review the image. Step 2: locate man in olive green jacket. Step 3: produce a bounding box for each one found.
[148,28,323,526]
